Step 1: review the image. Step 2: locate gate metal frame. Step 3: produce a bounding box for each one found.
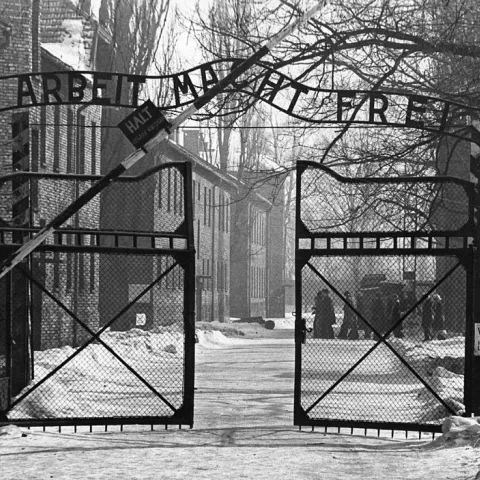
[0,161,195,428]
[294,160,479,433]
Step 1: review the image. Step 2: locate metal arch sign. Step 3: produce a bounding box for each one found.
[2,59,479,140]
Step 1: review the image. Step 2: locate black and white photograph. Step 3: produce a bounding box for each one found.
[0,0,479,478]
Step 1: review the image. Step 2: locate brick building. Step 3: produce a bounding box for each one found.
[0,0,103,353]
[149,136,287,322]
[0,1,288,346]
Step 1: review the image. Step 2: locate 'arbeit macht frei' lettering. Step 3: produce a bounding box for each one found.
[9,62,465,132]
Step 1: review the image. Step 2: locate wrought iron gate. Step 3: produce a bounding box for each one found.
[0,161,195,428]
[294,160,478,433]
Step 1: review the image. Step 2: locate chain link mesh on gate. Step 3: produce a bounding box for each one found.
[295,161,475,432]
[0,162,195,427]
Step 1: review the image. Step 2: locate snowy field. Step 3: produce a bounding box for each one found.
[6,318,466,429]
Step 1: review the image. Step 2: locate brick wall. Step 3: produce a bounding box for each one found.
[0,0,102,350]
[152,144,232,324]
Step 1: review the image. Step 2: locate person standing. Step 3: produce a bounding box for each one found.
[371,292,385,339]
[421,295,433,341]
[312,290,322,339]
[390,294,404,339]
[357,293,371,339]
[431,293,446,340]
[338,291,358,340]
[313,289,335,339]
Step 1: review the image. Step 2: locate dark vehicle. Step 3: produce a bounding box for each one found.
[356,274,404,337]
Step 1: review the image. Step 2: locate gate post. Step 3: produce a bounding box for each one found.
[9,265,30,397]
[465,180,480,416]
[473,247,480,415]
[469,182,480,415]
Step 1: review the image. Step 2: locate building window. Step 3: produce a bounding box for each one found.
[176,265,183,290]
[78,253,85,292]
[53,106,60,172]
[89,251,96,293]
[67,109,74,173]
[66,250,73,293]
[167,168,171,212]
[226,202,229,233]
[166,258,173,289]
[178,172,185,215]
[53,251,60,291]
[219,193,223,231]
[208,188,212,227]
[250,266,253,297]
[91,121,97,175]
[31,128,39,210]
[225,262,228,292]
[157,256,164,287]
[203,186,207,225]
[158,170,163,209]
[78,114,85,174]
[261,214,265,245]
[173,168,178,215]
[197,219,200,259]
[40,106,47,168]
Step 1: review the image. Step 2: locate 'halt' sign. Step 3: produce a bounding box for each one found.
[118,99,170,149]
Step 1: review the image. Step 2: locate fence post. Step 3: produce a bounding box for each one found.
[470,184,480,415]
[466,123,480,415]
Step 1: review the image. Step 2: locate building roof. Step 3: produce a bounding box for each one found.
[157,140,273,209]
[40,0,97,70]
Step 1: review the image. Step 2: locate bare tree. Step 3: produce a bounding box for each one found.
[98,0,172,172]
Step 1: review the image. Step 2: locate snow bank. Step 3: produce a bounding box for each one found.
[387,337,465,423]
[8,329,186,420]
[428,416,480,448]
[389,337,464,376]
[0,425,29,440]
[417,367,465,423]
[6,326,469,428]
[196,330,250,349]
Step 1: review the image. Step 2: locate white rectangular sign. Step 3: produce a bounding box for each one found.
[136,313,146,327]
[475,324,480,356]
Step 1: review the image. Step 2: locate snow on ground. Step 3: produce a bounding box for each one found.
[1,319,480,479]
[4,319,469,432]
[389,337,465,420]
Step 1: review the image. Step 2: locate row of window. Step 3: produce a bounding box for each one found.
[250,265,265,299]
[195,181,229,231]
[157,168,184,215]
[157,256,184,290]
[157,172,230,233]
[201,258,229,292]
[156,256,229,293]
[251,209,266,246]
[35,106,98,175]
[50,249,96,294]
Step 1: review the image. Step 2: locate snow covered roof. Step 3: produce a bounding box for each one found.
[42,19,90,70]
[40,0,98,70]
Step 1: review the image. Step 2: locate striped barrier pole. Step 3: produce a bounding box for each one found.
[11,112,30,241]
[0,0,329,279]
